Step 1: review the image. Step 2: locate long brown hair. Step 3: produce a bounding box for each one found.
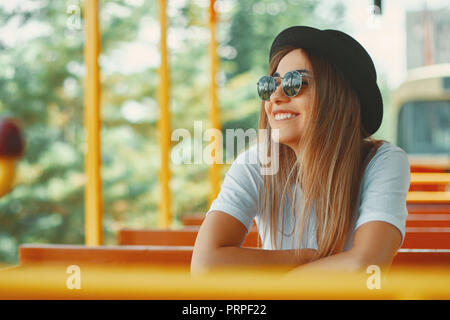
[257,46,385,259]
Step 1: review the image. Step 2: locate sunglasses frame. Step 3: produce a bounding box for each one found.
[257,69,311,101]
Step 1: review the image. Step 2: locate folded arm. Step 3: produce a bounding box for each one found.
[286,221,402,275]
[190,211,316,275]
[191,210,401,276]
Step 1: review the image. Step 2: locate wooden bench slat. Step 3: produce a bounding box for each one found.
[406,220,450,227]
[18,245,450,268]
[402,228,450,249]
[409,165,448,173]
[410,173,450,184]
[406,203,450,214]
[392,249,450,267]
[19,244,193,266]
[118,227,450,249]
[406,214,450,227]
[409,173,450,192]
[181,216,260,228]
[409,185,449,192]
[180,215,204,226]
[118,227,261,247]
[407,191,450,204]
[181,205,450,228]
[118,227,199,246]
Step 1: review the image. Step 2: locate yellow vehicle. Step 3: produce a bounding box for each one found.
[391,63,450,172]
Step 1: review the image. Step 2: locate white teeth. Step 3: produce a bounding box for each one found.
[274,113,297,120]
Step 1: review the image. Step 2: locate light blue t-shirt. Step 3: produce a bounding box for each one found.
[206,141,411,251]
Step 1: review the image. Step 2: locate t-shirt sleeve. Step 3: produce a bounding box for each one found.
[354,146,411,246]
[206,147,262,232]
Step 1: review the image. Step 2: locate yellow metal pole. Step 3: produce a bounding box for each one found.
[0,158,16,198]
[83,0,103,245]
[158,0,172,228]
[208,0,222,207]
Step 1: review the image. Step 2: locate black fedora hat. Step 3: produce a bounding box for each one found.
[269,26,383,136]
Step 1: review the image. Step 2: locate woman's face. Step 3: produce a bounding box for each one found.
[264,48,314,153]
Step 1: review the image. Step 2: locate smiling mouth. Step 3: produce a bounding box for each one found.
[273,112,300,121]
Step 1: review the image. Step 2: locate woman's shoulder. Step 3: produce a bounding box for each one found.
[369,141,409,167]
[362,140,411,186]
[226,142,264,181]
[233,142,260,166]
[230,144,259,172]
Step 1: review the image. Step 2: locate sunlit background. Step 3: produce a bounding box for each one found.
[0,0,449,265]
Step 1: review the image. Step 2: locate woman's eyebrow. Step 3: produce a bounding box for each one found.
[272,69,310,77]
[297,69,310,74]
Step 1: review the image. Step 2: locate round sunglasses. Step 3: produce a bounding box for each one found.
[257,69,311,101]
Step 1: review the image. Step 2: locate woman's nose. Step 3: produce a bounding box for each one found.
[269,84,290,104]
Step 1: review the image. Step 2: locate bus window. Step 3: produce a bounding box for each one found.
[397,100,450,155]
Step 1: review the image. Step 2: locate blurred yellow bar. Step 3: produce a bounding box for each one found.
[411,173,450,185]
[407,191,450,204]
[0,158,16,198]
[83,0,103,245]
[0,265,449,299]
[158,0,171,228]
[208,0,222,207]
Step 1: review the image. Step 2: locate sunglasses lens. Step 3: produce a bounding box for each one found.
[257,76,276,101]
[282,71,302,97]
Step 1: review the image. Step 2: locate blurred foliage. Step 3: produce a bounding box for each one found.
[0,0,340,264]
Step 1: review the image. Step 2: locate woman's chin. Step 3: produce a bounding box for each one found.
[271,132,301,147]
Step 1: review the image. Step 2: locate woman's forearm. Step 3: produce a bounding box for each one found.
[286,250,363,276]
[191,246,316,275]
[285,222,401,276]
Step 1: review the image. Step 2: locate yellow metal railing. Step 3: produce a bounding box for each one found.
[158,0,172,228]
[208,0,222,207]
[1,265,449,299]
[0,158,17,198]
[83,0,103,245]
[82,0,222,234]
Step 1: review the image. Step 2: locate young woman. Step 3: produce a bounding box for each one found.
[191,26,410,275]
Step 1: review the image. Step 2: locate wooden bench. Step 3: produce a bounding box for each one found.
[118,227,261,247]
[180,214,204,226]
[18,244,192,267]
[118,226,450,249]
[181,203,450,227]
[405,203,450,227]
[17,244,450,268]
[402,228,450,249]
[392,249,450,267]
[180,215,260,227]
[180,214,205,226]
[410,165,447,173]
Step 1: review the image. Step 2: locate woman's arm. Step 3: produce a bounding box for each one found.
[286,221,402,275]
[190,211,317,275]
